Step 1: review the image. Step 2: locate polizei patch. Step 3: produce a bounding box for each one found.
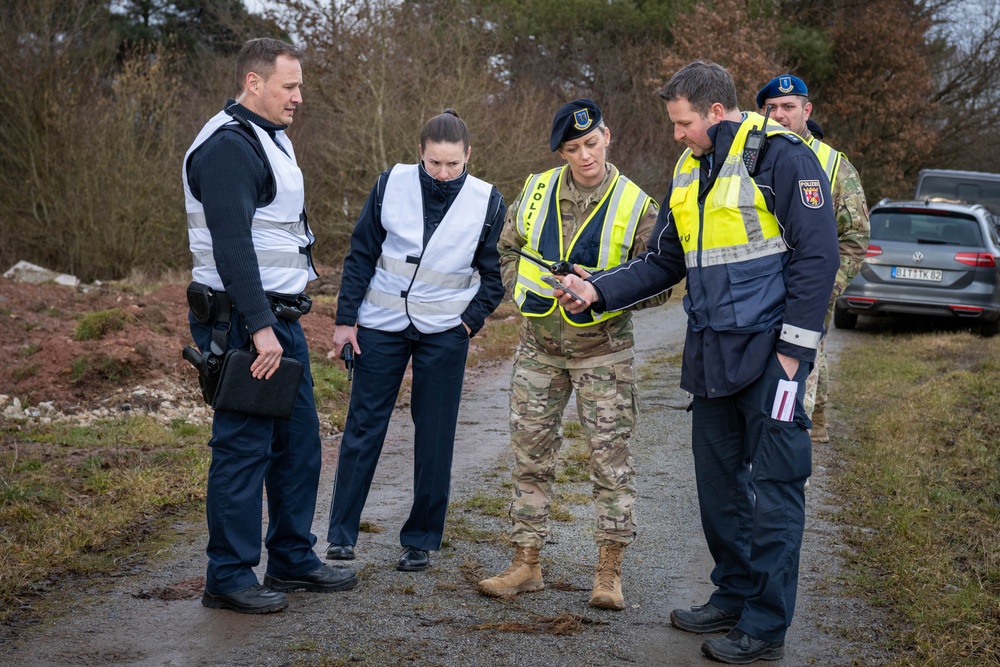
[799,180,823,209]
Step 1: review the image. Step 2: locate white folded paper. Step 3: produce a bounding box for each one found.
[770,379,798,422]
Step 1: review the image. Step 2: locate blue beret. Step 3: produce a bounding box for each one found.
[755,74,809,110]
[550,98,603,152]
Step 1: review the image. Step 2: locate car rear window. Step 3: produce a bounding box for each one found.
[870,210,983,246]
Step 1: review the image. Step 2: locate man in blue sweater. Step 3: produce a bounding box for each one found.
[559,61,839,664]
[184,37,357,615]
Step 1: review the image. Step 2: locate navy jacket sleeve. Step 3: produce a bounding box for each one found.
[187,130,278,334]
[335,171,391,326]
[461,190,506,336]
[761,136,840,361]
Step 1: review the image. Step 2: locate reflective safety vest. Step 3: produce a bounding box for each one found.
[184,110,317,295]
[514,166,651,327]
[807,136,843,183]
[669,112,795,332]
[357,164,493,334]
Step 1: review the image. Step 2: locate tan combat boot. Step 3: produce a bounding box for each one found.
[589,542,626,610]
[478,546,544,597]
[810,405,830,444]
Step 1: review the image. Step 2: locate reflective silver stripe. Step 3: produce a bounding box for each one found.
[598,178,627,265]
[695,235,788,267]
[516,173,545,237]
[193,249,308,270]
[674,149,693,179]
[821,151,837,181]
[809,138,838,182]
[378,255,478,290]
[780,323,823,349]
[672,169,697,190]
[515,272,553,296]
[377,254,417,279]
[717,157,767,244]
[251,218,308,235]
[364,288,469,316]
[596,177,646,266]
[187,211,306,235]
[256,250,309,269]
[618,190,647,264]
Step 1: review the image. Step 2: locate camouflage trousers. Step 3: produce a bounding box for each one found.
[804,335,829,418]
[506,346,638,549]
[806,296,839,418]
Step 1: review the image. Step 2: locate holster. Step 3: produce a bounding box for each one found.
[184,281,234,404]
[186,281,216,324]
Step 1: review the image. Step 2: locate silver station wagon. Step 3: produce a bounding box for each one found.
[834,199,1000,337]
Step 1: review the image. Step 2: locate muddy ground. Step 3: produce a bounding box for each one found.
[0,276,891,666]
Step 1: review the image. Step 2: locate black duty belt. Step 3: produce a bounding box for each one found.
[266,292,312,322]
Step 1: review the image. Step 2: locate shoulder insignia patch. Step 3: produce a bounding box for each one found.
[799,180,823,209]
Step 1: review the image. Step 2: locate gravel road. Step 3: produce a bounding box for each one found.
[0,300,889,666]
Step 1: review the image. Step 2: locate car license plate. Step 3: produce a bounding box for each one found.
[892,266,942,281]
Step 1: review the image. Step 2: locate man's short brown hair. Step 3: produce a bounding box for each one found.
[659,61,738,117]
[235,38,303,93]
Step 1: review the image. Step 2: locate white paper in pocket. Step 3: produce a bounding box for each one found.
[770,379,798,422]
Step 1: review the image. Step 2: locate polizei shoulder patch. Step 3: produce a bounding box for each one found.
[799,180,823,209]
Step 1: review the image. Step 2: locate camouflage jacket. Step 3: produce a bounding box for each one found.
[498,163,667,361]
[827,152,871,322]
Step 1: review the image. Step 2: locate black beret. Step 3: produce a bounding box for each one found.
[756,74,809,110]
[550,98,603,152]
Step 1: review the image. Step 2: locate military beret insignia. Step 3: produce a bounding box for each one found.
[573,109,592,131]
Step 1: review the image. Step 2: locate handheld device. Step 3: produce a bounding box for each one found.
[743,104,773,176]
[540,274,586,304]
[514,248,575,276]
[340,343,354,382]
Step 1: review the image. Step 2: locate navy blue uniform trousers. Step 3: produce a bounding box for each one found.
[327,324,470,551]
[691,351,812,643]
[190,310,322,595]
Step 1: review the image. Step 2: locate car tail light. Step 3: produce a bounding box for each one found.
[866,244,882,258]
[845,296,878,309]
[954,252,996,267]
[951,305,985,316]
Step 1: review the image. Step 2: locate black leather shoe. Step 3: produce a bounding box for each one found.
[201,584,288,614]
[396,546,430,571]
[325,544,356,560]
[702,629,784,664]
[670,602,741,633]
[264,564,359,592]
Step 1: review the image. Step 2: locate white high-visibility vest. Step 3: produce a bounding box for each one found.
[358,164,492,333]
[183,109,317,295]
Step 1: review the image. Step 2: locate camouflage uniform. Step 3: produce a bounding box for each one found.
[803,143,870,417]
[498,163,668,549]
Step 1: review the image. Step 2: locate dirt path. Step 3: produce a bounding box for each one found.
[0,301,887,666]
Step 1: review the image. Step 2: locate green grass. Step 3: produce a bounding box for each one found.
[310,352,352,430]
[833,330,1000,666]
[73,307,133,341]
[0,415,211,623]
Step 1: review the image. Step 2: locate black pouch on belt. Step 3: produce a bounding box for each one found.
[186,282,216,324]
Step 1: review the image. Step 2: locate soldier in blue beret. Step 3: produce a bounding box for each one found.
[479,98,669,611]
[757,75,870,445]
